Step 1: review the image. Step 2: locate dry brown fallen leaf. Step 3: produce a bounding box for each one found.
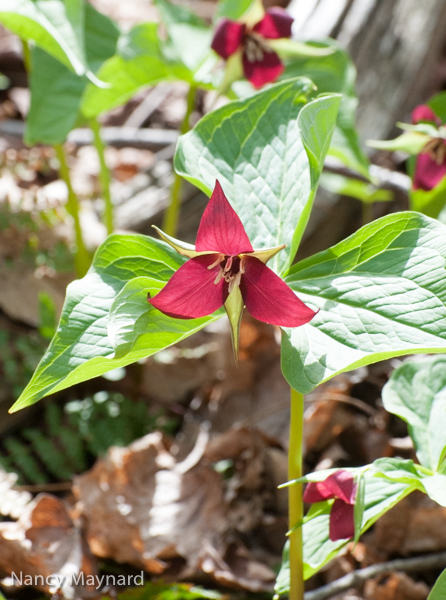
[74,430,276,590]
[0,493,96,598]
[370,491,446,555]
[363,572,429,600]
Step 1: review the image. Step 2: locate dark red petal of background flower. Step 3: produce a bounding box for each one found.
[211,19,246,59]
[149,255,228,319]
[242,49,284,89]
[411,104,441,125]
[303,471,356,504]
[413,151,446,191]
[329,498,354,542]
[196,180,253,255]
[240,256,317,327]
[252,7,294,39]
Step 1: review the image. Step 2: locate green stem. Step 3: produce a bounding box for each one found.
[162,84,198,236]
[90,117,113,234]
[289,387,305,600]
[22,40,32,73]
[54,143,90,278]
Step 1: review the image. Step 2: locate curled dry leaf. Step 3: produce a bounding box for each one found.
[0,494,96,598]
[74,429,277,591]
[371,492,446,555]
[74,432,227,575]
[364,572,429,600]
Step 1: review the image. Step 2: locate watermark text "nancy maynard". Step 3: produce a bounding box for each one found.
[11,572,144,590]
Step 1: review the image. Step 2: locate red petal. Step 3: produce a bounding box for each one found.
[211,19,246,59]
[242,48,284,88]
[196,180,253,255]
[411,104,440,125]
[303,471,356,504]
[149,255,228,319]
[329,499,354,541]
[253,8,293,39]
[303,482,333,504]
[240,256,317,327]
[413,151,446,191]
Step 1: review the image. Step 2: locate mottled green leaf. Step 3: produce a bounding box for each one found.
[0,0,87,75]
[10,234,220,412]
[283,40,369,178]
[25,3,119,144]
[382,355,446,471]
[282,213,446,395]
[175,78,340,274]
[81,22,169,118]
[275,471,413,593]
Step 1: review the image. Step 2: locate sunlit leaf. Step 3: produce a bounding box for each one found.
[175,78,340,274]
[382,355,446,471]
[26,3,119,144]
[282,213,446,395]
[0,0,87,75]
[10,235,220,412]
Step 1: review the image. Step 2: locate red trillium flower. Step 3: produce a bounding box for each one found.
[149,180,316,358]
[303,471,357,542]
[211,8,293,89]
[411,104,446,192]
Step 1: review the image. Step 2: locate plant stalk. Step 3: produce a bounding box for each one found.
[90,117,113,234]
[54,143,90,278]
[162,84,198,236]
[289,386,305,600]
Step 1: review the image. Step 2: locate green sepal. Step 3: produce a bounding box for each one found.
[245,244,286,264]
[269,39,335,59]
[224,286,244,363]
[216,50,243,98]
[368,131,431,155]
[152,225,212,258]
[353,471,365,544]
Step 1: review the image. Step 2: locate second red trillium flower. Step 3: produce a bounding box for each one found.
[303,471,357,542]
[412,104,446,192]
[149,181,316,357]
[211,8,294,89]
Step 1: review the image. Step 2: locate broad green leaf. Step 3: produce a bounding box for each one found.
[215,0,253,21]
[429,91,446,124]
[382,355,446,471]
[282,41,369,178]
[282,212,446,395]
[154,0,212,74]
[108,276,222,358]
[320,173,393,204]
[26,3,119,144]
[0,0,87,75]
[421,474,446,507]
[368,132,430,155]
[373,457,446,507]
[81,23,169,118]
[175,78,340,274]
[410,175,446,219]
[427,567,446,600]
[275,471,413,594]
[10,234,220,412]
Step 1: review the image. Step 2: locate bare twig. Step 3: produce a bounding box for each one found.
[304,551,446,600]
[324,156,411,193]
[14,481,73,493]
[0,119,178,149]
